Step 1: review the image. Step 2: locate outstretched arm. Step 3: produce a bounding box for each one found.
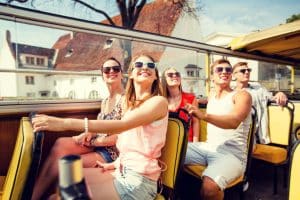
[185,90,252,129]
[32,96,168,134]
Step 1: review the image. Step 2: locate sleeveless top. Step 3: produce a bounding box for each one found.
[169,92,195,142]
[96,96,123,161]
[206,91,251,165]
[116,113,169,181]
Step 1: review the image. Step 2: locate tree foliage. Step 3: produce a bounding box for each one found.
[286,13,300,23]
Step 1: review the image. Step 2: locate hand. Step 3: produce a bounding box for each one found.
[72,132,87,145]
[94,160,115,171]
[273,92,288,106]
[72,132,96,146]
[32,114,66,132]
[184,103,205,119]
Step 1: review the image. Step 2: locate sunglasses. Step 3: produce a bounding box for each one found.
[102,66,121,74]
[238,68,252,73]
[166,72,181,78]
[134,62,156,69]
[214,66,232,74]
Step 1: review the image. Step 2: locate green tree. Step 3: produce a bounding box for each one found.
[286,13,300,23]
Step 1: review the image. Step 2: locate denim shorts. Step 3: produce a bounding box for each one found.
[113,167,157,200]
[94,147,114,163]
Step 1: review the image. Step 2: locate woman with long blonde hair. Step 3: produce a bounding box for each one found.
[32,54,168,200]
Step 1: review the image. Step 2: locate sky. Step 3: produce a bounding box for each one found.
[199,0,300,36]
[0,0,299,48]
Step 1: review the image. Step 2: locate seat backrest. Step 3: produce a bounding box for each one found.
[243,106,257,181]
[288,140,300,200]
[21,130,44,200]
[1,117,43,200]
[160,117,188,191]
[268,102,294,146]
[198,108,207,142]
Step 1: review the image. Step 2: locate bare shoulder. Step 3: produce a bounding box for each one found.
[234,90,252,104]
[236,90,251,99]
[137,96,168,120]
[142,96,168,115]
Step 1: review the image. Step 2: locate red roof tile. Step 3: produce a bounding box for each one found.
[52,33,72,49]
[53,0,182,71]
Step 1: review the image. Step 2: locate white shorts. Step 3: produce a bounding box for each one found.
[185,142,245,190]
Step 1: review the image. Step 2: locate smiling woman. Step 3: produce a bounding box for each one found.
[161,67,200,143]
[30,54,169,200]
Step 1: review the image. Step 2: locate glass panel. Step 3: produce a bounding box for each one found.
[0,18,204,102]
[210,54,292,94]
[0,1,203,43]
[295,68,300,94]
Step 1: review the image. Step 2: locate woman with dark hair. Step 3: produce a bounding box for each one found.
[31,57,124,200]
[32,54,168,200]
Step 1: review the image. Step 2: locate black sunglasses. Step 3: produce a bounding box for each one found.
[238,68,252,73]
[134,62,156,69]
[166,72,181,78]
[102,66,121,74]
[214,66,232,74]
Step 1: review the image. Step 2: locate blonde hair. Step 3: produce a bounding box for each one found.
[210,58,232,75]
[161,67,182,98]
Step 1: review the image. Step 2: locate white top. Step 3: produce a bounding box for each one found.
[206,91,251,164]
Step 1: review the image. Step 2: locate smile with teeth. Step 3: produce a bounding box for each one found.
[138,71,151,77]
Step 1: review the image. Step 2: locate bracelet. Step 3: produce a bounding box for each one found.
[84,117,88,133]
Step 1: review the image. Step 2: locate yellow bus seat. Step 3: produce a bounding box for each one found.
[198,108,207,142]
[252,101,294,194]
[184,107,257,199]
[0,117,44,200]
[155,117,188,200]
[288,140,300,200]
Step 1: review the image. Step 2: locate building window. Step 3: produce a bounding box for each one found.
[68,91,76,99]
[53,80,57,86]
[39,91,50,97]
[188,71,194,77]
[70,79,74,85]
[91,77,97,83]
[25,76,35,85]
[103,39,114,49]
[52,91,58,97]
[26,56,35,65]
[26,92,35,97]
[89,90,99,99]
[36,58,45,66]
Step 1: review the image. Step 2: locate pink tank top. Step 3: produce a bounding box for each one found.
[116,113,168,181]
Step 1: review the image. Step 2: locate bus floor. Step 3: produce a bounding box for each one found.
[177,159,288,200]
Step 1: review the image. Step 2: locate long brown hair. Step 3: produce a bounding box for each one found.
[124,54,163,109]
[161,67,182,98]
